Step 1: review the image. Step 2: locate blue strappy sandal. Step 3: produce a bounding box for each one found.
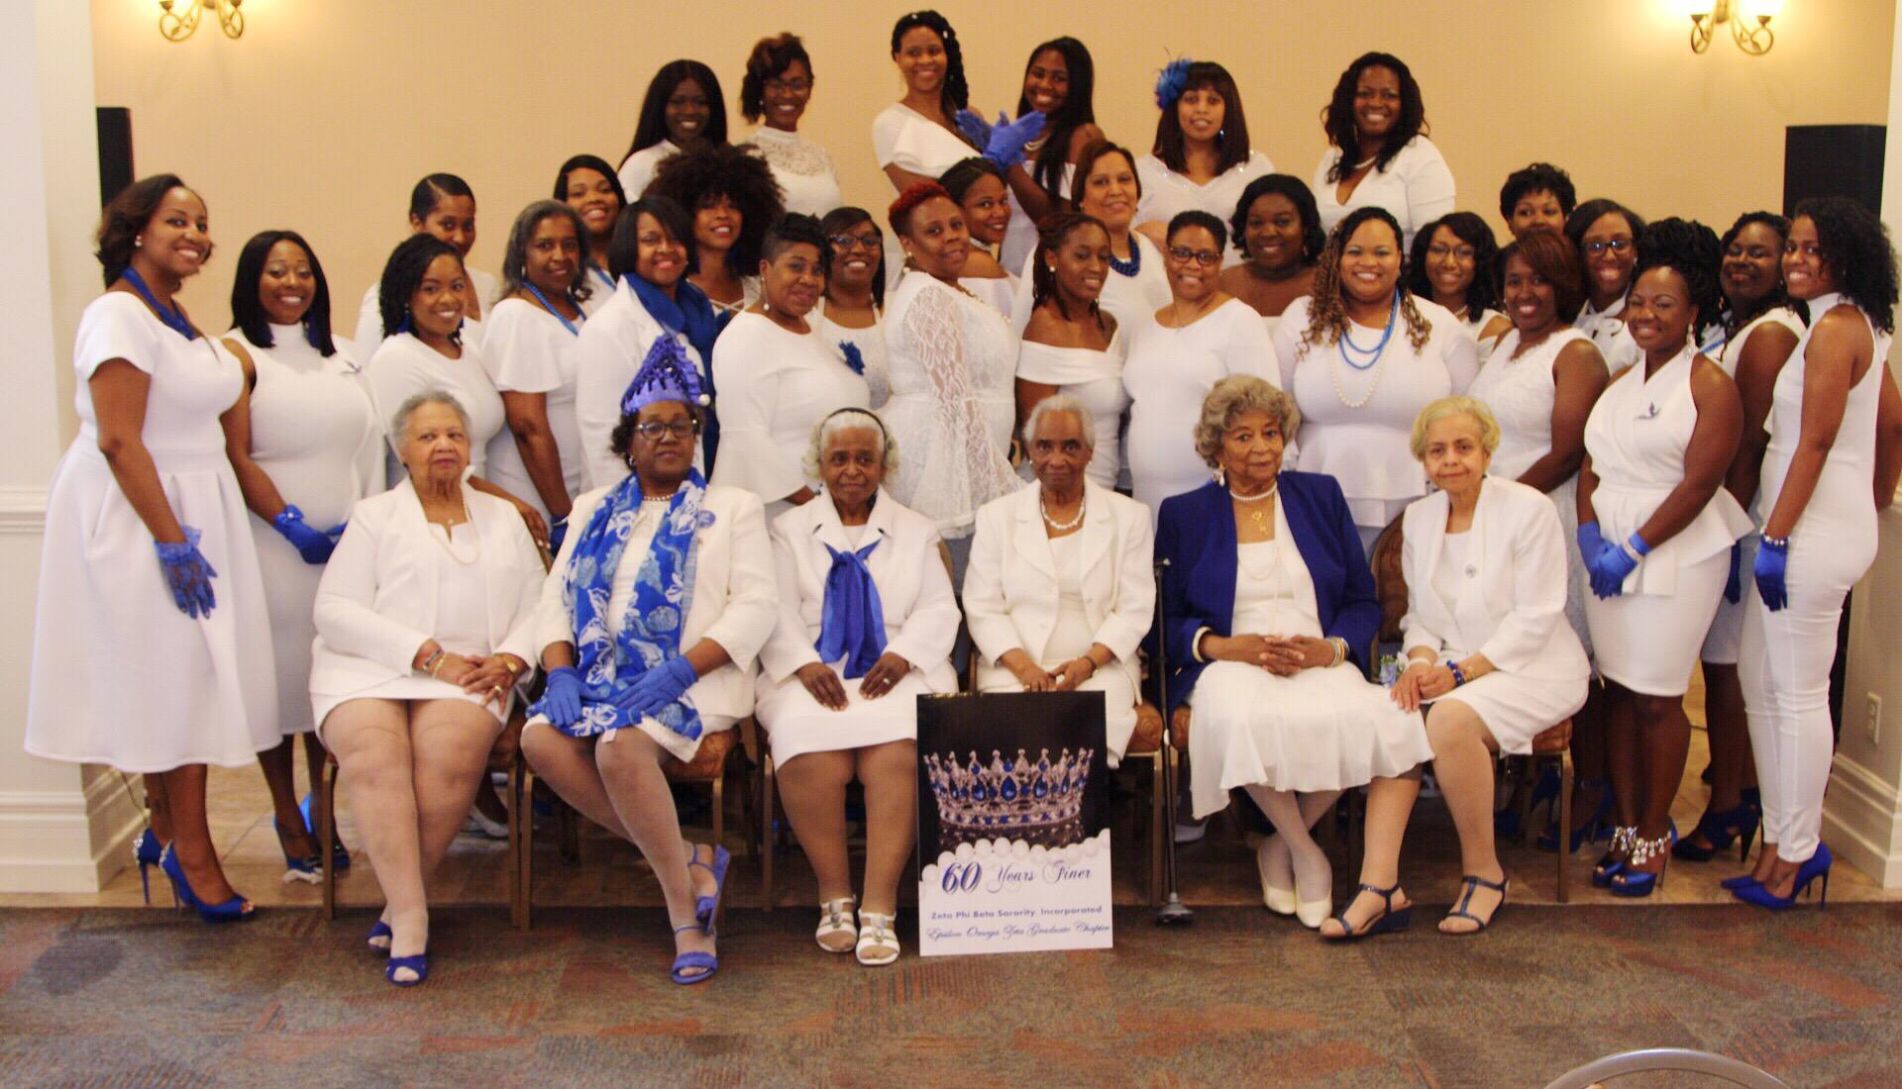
[1321,882,1412,942]
[1441,874,1509,934]
[691,845,731,933]
[670,923,718,985]
[386,950,428,987]
[366,920,393,954]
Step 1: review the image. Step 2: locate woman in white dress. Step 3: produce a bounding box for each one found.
[1011,141,1172,335]
[1134,59,1275,266]
[1323,398,1589,939]
[942,158,1017,320]
[1680,212,1803,866]
[739,34,841,218]
[313,391,545,984]
[881,182,1019,580]
[1736,198,1902,908]
[523,358,776,984]
[1311,53,1454,250]
[354,174,500,360]
[711,214,871,520]
[554,154,627,308]
[998,37,1103,272]
[1499,162,1576,242]
[1219,174,1325,336]
[616,60,725,199]
[1567,199,1647,375]
[1274,206,1480,553]
[647,145,781,322]
[26,175,275,922]
[220,230,382,883]
[1125,211,1279,519]
[1408,212,1510,350]
[873,11,978,194]
[1466,229,1612,850]
[965,397,1155,764]
[1158,377,1431,927]
[1577,219,1750,898]
[756,410,959,965]
[1018,213,1128,488]
[814,208,891,409]
[486,202,595,544]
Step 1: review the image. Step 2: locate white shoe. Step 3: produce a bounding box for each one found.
[1173,817,1208,845]
[856,910,900,966]
[462,806,509,840]
[1294,895,1333,930]
[1255,837,1295,915]
[816,897,857,954]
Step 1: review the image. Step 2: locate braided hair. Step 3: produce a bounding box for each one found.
[890,10,970,115]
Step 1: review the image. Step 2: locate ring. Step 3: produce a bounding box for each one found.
[489,686,502,698]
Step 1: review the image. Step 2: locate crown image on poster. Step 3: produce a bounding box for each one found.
[924,747,1093,850]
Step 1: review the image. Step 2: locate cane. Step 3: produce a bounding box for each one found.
[1153,556,1193,925]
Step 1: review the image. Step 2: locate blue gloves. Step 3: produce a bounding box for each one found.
[1724,542,1743,605]
[548,516,568,556]
[1587,532,1648,599]
[618,656,698,718]
[154,526,217,618]
[1576,522,1606,564]
[953,108,993,149]
[956,109,1046,170]
[1755,537,1790,611]
[538,666,584,727]
[273,504,336,565]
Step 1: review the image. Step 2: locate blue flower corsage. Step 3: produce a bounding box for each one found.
[1154,57,1194,109]
[839,341,866,376]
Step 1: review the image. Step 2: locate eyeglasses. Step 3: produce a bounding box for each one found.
[634,420,698,440]
[830,233,882,252]
[1583,239,1632,256]
[1427,243,1476,261]
[764,78,812,95]
[1168,245,1222,267]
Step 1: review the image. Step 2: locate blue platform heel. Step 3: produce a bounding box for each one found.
[1734,844,1832,911]
[158,844,256,924]
[1590,825,1636,888]
[1609,823,1677,898]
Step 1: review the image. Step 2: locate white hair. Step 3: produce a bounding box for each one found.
[1021,393,1094,452]
[392,388,471,439]
[802,408,900,479]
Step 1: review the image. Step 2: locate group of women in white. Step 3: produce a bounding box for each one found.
[23,11,1902,989]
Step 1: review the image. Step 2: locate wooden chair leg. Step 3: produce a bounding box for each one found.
[508,754,528,930]
[558,797,580,864]
[518,767,536,929]
[760,753,776,912]
[711,776,725,855]
[320,757,339,920]
[1556,750,1574,904]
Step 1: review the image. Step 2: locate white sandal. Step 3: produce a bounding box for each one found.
[855,910,900,966]
[816,897,857,954]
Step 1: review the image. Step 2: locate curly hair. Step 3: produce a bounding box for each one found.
[1407,212,1500,317]
[500,200,592,304]
[1015,37,1096,198]
[819,206,886,309]
[1719,210,1793,335]
[1231,174,1325,265]
[888,181,954,237]
[644,143,784,275]
[228,229,337,356]
[1194,375,1300,467]
[1498,162,1577,224]
[96,173,198,288]
[890,10,970,115]
[1302,206,1430,357]
[377,234,463,340]
[624,60,727,164]
[740,33,811,125]
[1796,195,1898,333]
[1409,395,1501,461]
[1151,61,1251,176]
[1498,228,1585,323]
[1030,212,1110,323]
[1632,217,1724,342]
[1321,52,1427,183]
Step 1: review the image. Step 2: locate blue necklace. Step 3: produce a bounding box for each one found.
[1108,237,1141,278]
[1339,292,1399,371]
[121,266,196,340]
[524,283,582,336]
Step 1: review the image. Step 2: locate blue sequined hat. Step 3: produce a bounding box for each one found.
[620,335,710,415]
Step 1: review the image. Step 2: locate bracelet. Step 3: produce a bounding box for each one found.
[499,654,526,677]
[1445,660,1467,687]
[1761,534,1790,552]
[1327,637,1347,667]
[421,647,445,676]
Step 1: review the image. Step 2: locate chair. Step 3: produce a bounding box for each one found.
[316,708,530,926]
[1541,1048,1790,1089]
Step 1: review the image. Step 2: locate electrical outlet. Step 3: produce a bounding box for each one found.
[1867,693,1883,746]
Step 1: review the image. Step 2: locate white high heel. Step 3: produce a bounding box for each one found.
[1255,836,1295,916]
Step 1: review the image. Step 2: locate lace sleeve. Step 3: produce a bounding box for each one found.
[899,284,1017,534]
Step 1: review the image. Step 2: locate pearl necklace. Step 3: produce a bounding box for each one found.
[1040,489,1085,532]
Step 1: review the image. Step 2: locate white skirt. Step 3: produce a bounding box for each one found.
[1188,661,1431,816]
[313,676,510,744]
[1585,546,1729,697]
[976,668,1140,768]
[1432,670,1589,755]
[757,668,927,766]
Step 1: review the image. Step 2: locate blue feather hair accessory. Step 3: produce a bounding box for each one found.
[1154,57,1194,110]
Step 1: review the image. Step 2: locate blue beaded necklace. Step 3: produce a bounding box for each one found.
[524,283,583,336]
[1339,292,1399,371]
[121,265,196,341]
[1108,237,1141,278]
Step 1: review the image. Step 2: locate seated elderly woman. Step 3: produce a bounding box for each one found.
[963,393,1156,765]
[1157,375,1431,929]
[521,342,777,986]
[754,408,960,967]
[311,390,547,986]
[1321,398,1590,939]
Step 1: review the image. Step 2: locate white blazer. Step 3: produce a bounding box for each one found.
[1399,476,1589,680]
[534,479,777,721]
[757,489,960,692]
[962,480,1156,695]
[311,479,545,696]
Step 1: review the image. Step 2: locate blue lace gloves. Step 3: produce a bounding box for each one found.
[1588,532,1648,599]
[154,526,218,618]
[618,656,699,718]
[954,109,1046,170]
[1755,536,1790,611]
[1724,542,1743,605]
[273,504,336,565]
[539,666,583,727]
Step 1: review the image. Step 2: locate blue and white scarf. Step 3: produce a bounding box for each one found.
[533,469,715,739]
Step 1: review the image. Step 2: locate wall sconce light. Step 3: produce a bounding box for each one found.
[158,0,244,42]
[1688,0,1779,56]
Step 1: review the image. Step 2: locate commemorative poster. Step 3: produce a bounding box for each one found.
[914,690,1114,956]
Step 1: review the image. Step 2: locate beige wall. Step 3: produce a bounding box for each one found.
[90,0,1893,335]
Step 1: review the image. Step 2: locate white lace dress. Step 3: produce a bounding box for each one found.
[742,126,843,217]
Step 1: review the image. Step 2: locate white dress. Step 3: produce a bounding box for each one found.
[1468,326,1605,656]
[1015,330,1130,488]
[960,274,1016,325]
[1001,163,1075,273]
[1187,499,1430,815]
[353,267,500,362]
[1135,150,1277,266]
[1011,233,1172,336]
[25,294,277,771]
[616,139,681,200]
[871,103,974,179]
[1275,295,1480,535]
[239,327,383,736]
[881,274,1019,538]
[708,311,871,519]
[1581,346,1752,696]
[482,297,587,521]
[1575,296,1641,377]
[364,331,507,483]
[1125,298,1281,519]
[1311,137,1456,251]
[812,303,891,409]
[742,126,843,218]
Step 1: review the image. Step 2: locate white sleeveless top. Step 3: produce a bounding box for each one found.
[1762,293,1888,536]
[1469,326,1602,482]
[1717,306,1805,378]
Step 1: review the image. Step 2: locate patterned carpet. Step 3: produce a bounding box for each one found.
[2,902,1899,1088]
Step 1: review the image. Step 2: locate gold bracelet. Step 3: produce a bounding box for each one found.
[429,654,448,678]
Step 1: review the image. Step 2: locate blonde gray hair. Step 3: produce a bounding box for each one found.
[392,388,471,439]
[1193,375,1300,468]
[802,408,900,479]
[1409,396,1501,461]
[1021,393,1094,452]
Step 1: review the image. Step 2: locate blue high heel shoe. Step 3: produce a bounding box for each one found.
[691,844,731,933]
[1734,844,1832,911]
[158,844,256,924]
[1673,798,1762,863]
[298,794,350,872]
[670,922,718,985]
[1539,778,1614,854]
[1320,882,1413,942]
[366,920,393,954]
[132,829,166,906]
[1720,873,1762,892]
[1591,826,1635,888]
[386,949,428,987]
[273,818,322,885]
[1609,823,1677,898]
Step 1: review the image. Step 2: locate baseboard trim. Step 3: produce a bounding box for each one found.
[0,485,48,536]
[0,771,144,893]
[1824,754,1902,888]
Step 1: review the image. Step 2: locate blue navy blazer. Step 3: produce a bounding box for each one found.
[1154,472,1378,711]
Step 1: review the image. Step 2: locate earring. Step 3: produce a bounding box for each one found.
[1213,466,1227,486]
[134,237,143,249]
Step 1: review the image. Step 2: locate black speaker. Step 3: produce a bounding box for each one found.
[96,107,133,208]
[1783,125,1885,217]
